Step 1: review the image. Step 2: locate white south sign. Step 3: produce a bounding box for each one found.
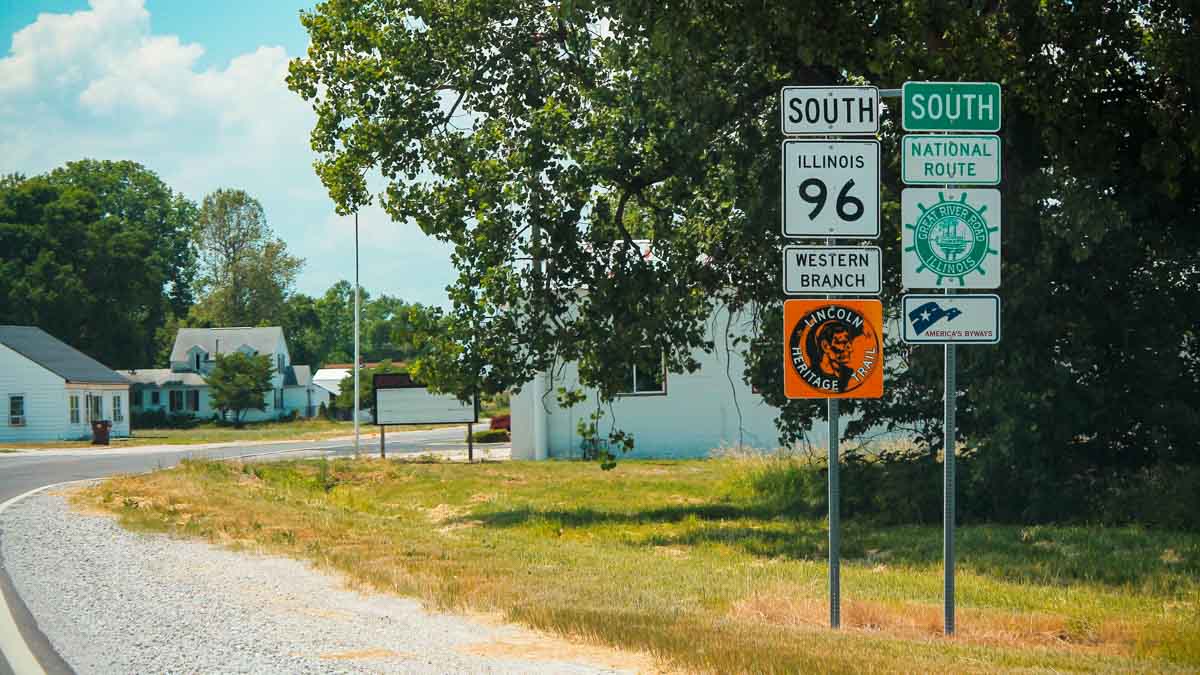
[780,86,879,136]
[782,140,880,239]
[783,245,881,296]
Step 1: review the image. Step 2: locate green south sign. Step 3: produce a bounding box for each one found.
[903,81,1001,133]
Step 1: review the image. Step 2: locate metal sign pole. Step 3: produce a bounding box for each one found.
[826,235,840,630]
[828,397,840,629]
[944,293,956,636]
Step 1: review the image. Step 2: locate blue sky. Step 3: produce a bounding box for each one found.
[0,0,456,307]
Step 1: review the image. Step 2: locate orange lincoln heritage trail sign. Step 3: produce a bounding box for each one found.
[783,299,884,399]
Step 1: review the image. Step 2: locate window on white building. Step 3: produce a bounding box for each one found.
[113,395,123,422]
[9,395,25,426]
[69,395,80,424]
[89,395,103,421]
[617,350,667,396]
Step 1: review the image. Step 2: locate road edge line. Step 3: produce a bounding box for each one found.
[0,444,338,674]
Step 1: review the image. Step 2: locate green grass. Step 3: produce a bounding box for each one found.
[0,418,463,450]
[79,458,1200,673]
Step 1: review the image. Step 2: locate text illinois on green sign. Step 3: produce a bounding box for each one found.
[902,82,1001,133]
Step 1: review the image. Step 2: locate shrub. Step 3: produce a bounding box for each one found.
[470,428,510,443]
[131,409,201,429]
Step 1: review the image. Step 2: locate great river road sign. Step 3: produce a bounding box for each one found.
[902,188,1001,288]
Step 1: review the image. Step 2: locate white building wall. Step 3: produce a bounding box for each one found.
[512,304,833,460]
[0,343,69,442]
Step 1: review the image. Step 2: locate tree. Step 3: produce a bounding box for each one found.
[192,188,304,326]
[289,3,1200,514]
[0,160,197,367]
[208,352,274,426]
[335,359,407,413]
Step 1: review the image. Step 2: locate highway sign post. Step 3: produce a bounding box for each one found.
[781,86,879,136]
[782,140,880,238]
[783,245,881,296]
[902,81,1001,132]
[902,188,1001,289]
[902,135,1001,185]
[901,294,1001,344]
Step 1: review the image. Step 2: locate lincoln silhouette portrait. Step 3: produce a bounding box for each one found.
[811,320,854,388]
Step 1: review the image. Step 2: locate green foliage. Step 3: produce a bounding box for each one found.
[290,1,1200,504]
[741,453,1200,531]
[334,359,406,411]
[130,409,202,430]
[282,282,447,368]
[469,428,510,443]
[0,160,197,367]
[207,352,274,426]
[190,188,304,327]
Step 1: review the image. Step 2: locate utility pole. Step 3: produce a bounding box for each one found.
[353,210,361,458]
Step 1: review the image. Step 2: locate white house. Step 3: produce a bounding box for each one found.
[511,303,840,460]
[0,325,131,442]
[125,326,322,422]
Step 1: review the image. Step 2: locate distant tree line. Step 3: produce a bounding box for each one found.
[0,160,446,371]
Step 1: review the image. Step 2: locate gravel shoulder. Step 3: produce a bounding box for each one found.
[0,491,651,674]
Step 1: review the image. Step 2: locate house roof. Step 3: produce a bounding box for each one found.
[0,325,129,385]
[312,367,350,396]
[170,326,284,363]
[121,369,207,387]
[284,365,312,388]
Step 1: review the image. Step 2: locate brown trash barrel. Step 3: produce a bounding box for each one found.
[91,420,111,445]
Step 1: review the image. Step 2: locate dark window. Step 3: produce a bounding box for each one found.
[169,390,183,412]
[187,390,200,412]
[151,390,161,405]
[194,353,202,370]
[618,350,667,396]
[8,395,25,426]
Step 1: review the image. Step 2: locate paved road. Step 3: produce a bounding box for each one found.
[0,426,491,504]
[0,426,506,675]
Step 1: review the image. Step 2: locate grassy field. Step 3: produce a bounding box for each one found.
[0,418,472,450]
[78,457,1200,673]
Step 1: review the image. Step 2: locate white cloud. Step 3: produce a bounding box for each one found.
[0,0,456,307]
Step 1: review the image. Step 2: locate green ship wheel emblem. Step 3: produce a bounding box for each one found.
[905,192,999,286]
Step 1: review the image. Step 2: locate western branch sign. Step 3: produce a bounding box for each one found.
[783,245,881,295]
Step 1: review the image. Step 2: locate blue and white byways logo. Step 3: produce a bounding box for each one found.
[908,301,962,335]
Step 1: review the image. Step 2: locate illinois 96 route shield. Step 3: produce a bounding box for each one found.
[783,299,883,399]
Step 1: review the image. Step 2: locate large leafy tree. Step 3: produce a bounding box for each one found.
[289,2,1199,514]
[191,188,305,327]
[0,160,197,367]
[208,352,275,426]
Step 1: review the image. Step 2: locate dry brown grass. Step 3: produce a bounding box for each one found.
[728,591,1128,655]
[71,458,1200,674]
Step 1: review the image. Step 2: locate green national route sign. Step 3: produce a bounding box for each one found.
[903,82,1001,133]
